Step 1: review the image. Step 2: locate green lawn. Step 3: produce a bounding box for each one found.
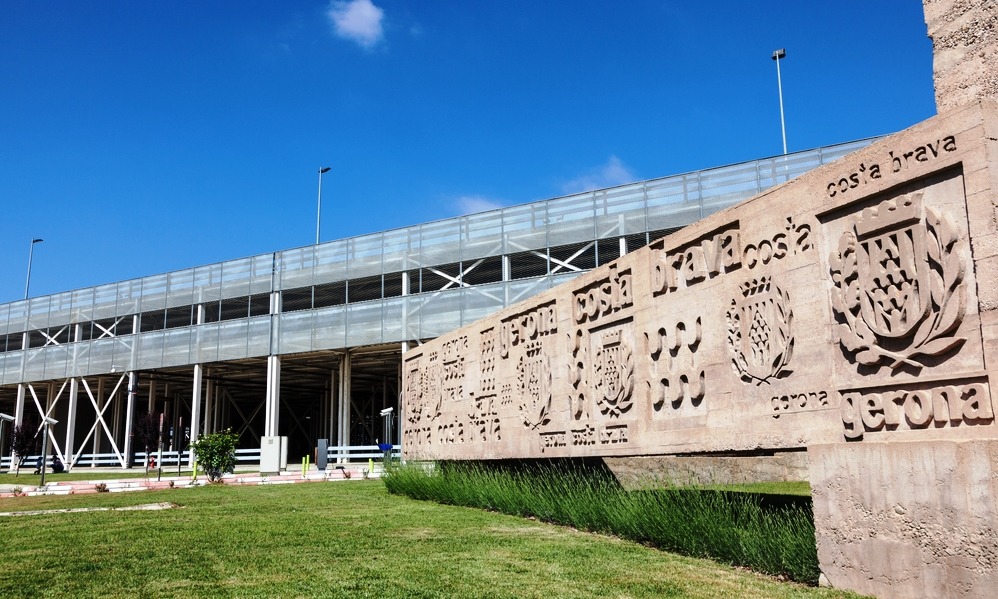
[0,481,864,598]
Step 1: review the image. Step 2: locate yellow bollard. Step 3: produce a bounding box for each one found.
[191,460,197,481]
[369,458,374,476]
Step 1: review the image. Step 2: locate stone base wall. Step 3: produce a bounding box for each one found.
[603,452,808,490]
[810,439,998,599]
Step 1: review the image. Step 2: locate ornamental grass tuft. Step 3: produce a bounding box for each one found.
[384,461,820,584]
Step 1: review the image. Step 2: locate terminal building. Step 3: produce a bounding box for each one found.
[0,139,874,470]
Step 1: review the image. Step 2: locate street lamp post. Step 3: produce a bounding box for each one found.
[316,167,331,245]
[772,48,788,155]
[24,238,43,300]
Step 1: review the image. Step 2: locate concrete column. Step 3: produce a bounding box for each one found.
[213,382,222,432]
[337,351,351,452]
[112,382,124,448]
[92,378,105,463]
[14,384,25,426]
[65,323,83,466]
[334,370,337,442]
[203,369,214,434]
[65,377,79,466]
[123,372,137,468]
[265,355,281,437]
[399,343,407,452]
[188,364,203,467]
[147,379,157,414]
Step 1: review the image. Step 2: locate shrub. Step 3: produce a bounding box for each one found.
[190,430,238,483]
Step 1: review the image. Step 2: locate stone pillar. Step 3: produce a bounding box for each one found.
[810,440,998,598]
[924,0,998,112]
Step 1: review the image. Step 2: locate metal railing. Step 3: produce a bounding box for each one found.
[0,444,403,472]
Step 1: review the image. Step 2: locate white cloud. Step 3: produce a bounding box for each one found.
[455,195,505,215]
[561,156,637,194]
[327,0,385,49]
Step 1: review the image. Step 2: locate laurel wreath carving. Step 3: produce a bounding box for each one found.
[726,281,794,385]
[594,343,635,418]
[518,353,552,430]
[829,203,966,372]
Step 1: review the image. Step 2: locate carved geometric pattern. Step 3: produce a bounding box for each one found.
[645,317,704,410]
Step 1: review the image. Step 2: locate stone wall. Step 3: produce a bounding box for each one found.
[403,103,996,463]
[402,100,998,596]
[926,0,998,111]
[603,452,809,489]
[401,3,998,595]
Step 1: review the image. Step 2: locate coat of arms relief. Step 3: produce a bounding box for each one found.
[829,192,966,372]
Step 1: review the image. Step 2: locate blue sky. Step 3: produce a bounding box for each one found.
[1,1,936,303]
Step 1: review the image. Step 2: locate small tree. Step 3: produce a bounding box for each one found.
[134,412,160,473]
[7,418,40,477]
[190,429,238,483]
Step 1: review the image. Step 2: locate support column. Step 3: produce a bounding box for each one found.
[265,355,281,437]
[65,322,82,466]
[203,369,214,435]
[123,372,137,468]
[112,383,124,449]
[147,379,157,414]
[334,370,337,443]
[188,364,203,467]
[399,343,407,452]
[337,351,351,452]
[65,377,79,466]
[14,384,25,426]
[92,378,105,463]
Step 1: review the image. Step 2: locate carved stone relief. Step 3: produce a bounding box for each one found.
[496,302,558,432]
[469,328,501,443]
[726,277,794,385]
[841,380,994,440]
[829,192,967,372]
[645,317,704,412]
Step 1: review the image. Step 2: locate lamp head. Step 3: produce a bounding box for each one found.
[772,48,786,60]
[319,167,331,174]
